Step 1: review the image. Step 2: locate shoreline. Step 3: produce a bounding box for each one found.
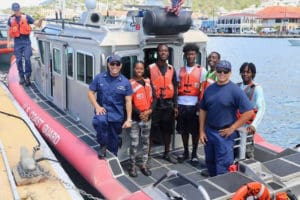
[206,33,300,38]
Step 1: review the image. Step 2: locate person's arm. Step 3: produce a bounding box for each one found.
[33,18,43,27]
[199,108,207,144]
[7,19,12,48]
[219,110,254,138]
[122,95,132,128]
[249,86,266,132]
[87,90,105,115]
[172,68,178,117]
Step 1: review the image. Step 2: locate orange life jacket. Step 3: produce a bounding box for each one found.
[9,14,32,38]
[178,65,203,97]
[130,78,153,112]
[199,75,217,100]
[237,82,257,124]
[149,63,174,99]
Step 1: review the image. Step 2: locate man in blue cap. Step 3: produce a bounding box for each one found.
[199,60,254,177]
[88,54,133,158]
[7,2,43,86]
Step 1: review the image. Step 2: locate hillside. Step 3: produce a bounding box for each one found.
[191,0,261,15]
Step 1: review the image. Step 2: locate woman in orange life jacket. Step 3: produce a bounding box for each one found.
[128,61,157,177]
[199,51,220,100]
[7,2,43,86]
[237,62,265,159]
[176,43,207,165]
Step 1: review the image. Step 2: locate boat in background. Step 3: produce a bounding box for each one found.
[0,81,83,200]
[6,0,300,199]
[0,22,13,65]
[288,38,300,46]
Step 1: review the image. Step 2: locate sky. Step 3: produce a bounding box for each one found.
[1,0,39,10]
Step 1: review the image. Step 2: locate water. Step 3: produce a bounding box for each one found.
[207,37,300,148]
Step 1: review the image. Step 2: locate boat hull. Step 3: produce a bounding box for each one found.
[7,56,150,200]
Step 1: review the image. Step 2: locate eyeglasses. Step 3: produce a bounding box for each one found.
[216,69,230,74]
[110,62,121,67]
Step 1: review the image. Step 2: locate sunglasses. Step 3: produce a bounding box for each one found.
[216,69,230,74]
[110,62,121,67]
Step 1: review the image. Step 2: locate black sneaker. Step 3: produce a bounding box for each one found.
[201,169,210,177]
[163,153,178,164]
[97,146,107,159]
[19,76,25,85]
[25,77,31,86]
[128,166,138,177]
[177,151,189,163]
[140,167,152,176]
[190,156,200,166]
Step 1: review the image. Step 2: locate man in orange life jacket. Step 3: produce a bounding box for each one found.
[176,44,207,165]
[7,2,43,86]
[149,44,178,164]
[238,62,265,158]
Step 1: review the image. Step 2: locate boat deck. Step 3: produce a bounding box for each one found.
[21,82,300,199]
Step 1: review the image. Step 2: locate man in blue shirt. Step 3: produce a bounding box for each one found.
[7,2,43,86]
[88,55,133,158]
[199,60,254,177]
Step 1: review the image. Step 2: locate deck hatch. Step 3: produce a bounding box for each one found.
[109,159,123,176]
[208,172,255,193]
[264,158,300,179]
[283,152,300,165]
[198,181,227,199]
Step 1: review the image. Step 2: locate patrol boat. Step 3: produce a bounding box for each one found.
[0,81,83,199]
[7,0,300,199]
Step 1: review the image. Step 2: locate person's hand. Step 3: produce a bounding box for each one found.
[7,41,13,48]
[37,18,44,27]
[199,131,207,144]
[247,125,256,134]
[219,126,235,138]
[122,120,132,128]
[95,105,106,115]
[174,107,178,118]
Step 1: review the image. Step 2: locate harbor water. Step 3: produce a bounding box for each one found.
[207,37,300,148]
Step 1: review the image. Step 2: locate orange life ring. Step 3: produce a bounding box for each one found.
[232,182,271,200]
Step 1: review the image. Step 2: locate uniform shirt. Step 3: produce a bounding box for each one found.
[176,65,207,105]
[89,71,133,122]
[239,82,265,129]
[200,81,253,128]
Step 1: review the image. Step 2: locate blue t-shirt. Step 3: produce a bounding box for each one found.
[200,81,253,128]
[89,71,133,122]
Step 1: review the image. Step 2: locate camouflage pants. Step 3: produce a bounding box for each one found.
[129,120,151,167]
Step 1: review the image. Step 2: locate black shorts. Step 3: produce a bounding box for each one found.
[176,105,199,136]
[151,106,175,137]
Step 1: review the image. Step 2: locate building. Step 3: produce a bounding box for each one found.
[256,6,300,32]
[216,13,257,33]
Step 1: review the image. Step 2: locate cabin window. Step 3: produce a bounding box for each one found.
[121,56,137,79]
[38,40,45,65]
[53,48,61,74]
[66,47,73,78]
[76,52,94,84]
[183,51,202,67]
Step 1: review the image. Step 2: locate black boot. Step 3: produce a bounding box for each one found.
[19,76,25,85]
[25,77,31,86]
[97,146,107,159]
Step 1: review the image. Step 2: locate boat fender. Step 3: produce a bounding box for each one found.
[142,8,192,35]
[231,182,271,200]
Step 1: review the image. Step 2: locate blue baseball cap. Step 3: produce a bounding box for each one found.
[11,2,20,11]
[108,55,121,63]
[216,60,232,71]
